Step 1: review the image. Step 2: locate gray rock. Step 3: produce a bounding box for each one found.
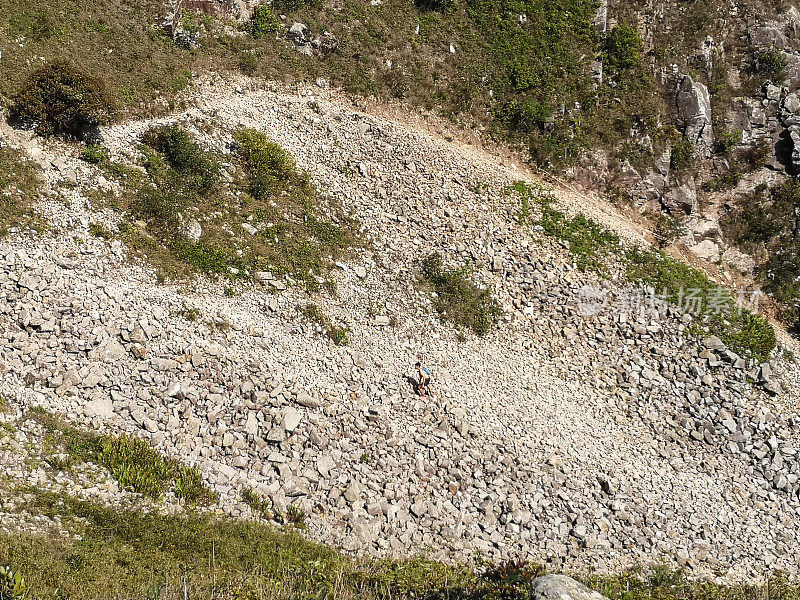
[288,22,307,43]
[88,337,126,362]
[676,75,714,157]
[530,575,608,600]
[282,408,302,433]
[83,397,114,419]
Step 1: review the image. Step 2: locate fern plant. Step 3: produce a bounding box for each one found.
[0,566,27,600]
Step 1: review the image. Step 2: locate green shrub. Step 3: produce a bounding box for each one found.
[414,0,454,11]
[97,436,174,499]
[722,179,800,330]
[10,62,114,140]
[114,124,356,286]
[175,466,215,504]
[282,504,308,529]
[250,4,279,38]
[233,128,297,198]
[238,50,261,75]
[752,46,788,83]
[141,125,219,192]
[80,144,109,164]
[497,98,552,133]
[604,24,643,78]
[651,212,684,248]
[716,130,742,155]
[242,487,273,518]
[669,139,695,172]
[420,252,501,336]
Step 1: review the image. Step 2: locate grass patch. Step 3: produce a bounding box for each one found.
[0,147,40,235]
[420,252,500,337]
[625,248,776,361]
[242,486,274,518]
[3,500,800,600]
[250,4,279,38]
[26,409,214,504]
[508,181,620,272]
[509,181,776,360]
[299,303,350,345]
[107,125,357,287]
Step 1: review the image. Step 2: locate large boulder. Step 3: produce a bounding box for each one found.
[530,575,608,600]
[676,75,714,157]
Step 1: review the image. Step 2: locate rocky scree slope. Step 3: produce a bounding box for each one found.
[2,77,800,581]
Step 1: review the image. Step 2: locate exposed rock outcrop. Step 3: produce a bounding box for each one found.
[676,75,714,157]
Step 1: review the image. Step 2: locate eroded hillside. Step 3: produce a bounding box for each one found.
[1,78,800,585]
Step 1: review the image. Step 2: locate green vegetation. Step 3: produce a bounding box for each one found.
[625,249,776,361]
[80,144,109,164]
[4,497,800,600]
[723,180,800,330]
[0,147,40,235]
[250,4,279,38]
[508,181,620,272]
[300,303,350,345]
[751,46,788,83]
[242,486,273,518]
[0,0,663,170]
[509,181,776,360]
[106,125,357,287]
[9,61,114,141]
[28,409,214,504]
[603,24,643,78]
[0,565,27,600]
[420,252,501,336]
[669,139,696,173]
[141,125,220,192]
[231,128,358,289]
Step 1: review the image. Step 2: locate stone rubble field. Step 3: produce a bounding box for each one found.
[2,76,800,581]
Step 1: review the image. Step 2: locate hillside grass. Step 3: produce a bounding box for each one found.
[2,493,800,600]
[0,146,41,235]
[0,0,667,168]
[96,125,357,288]
[420,252,501,336]
[27,408,214,504]
[508,182,777,361]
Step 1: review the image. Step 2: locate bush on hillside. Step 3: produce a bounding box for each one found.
[751,46,788,83]
[10,62,114,141]
[250,4,279,38]
[604,24,643,77]
[669,139,696,172]
[233,128,299,198]
[421,252,501,336]
[141,125,220,192]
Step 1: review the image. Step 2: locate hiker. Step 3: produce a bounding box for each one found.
[415,362,431,397]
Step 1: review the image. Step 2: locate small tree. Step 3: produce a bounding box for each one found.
[604,24,643,77]
[250,4,279,38]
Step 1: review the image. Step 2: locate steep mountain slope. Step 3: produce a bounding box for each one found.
[2,77,800,584]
